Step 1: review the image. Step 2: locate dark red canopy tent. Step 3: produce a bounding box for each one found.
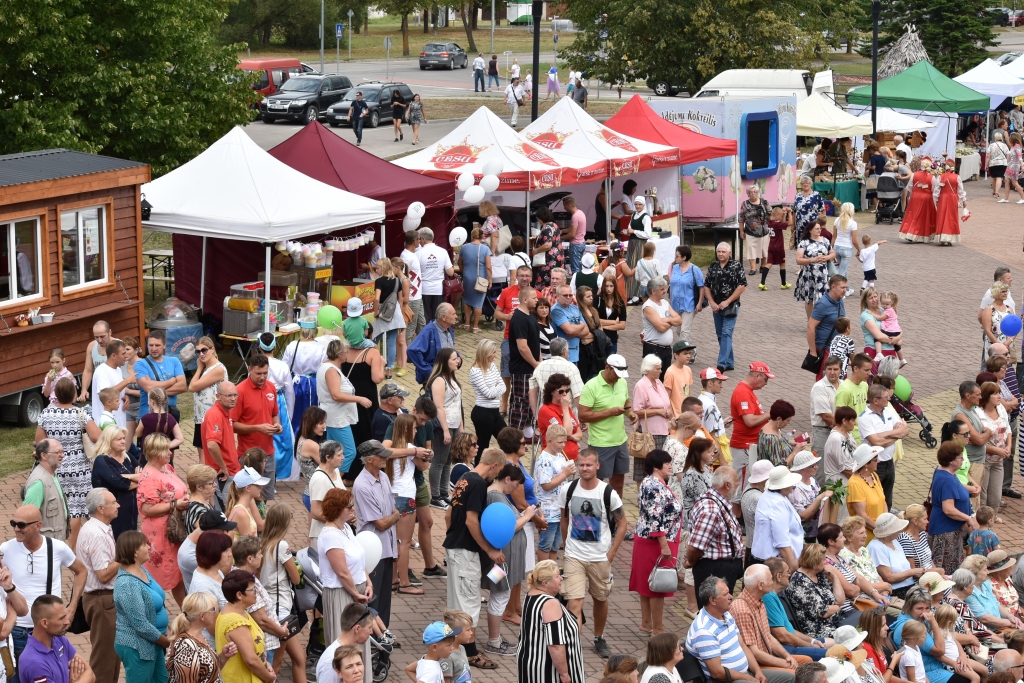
[604,95,738,162]
[173,122,455,313]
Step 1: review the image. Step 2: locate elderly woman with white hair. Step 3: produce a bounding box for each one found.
[941,567,998,646]
[632,354,673,480]
[988,130,1012,199]
[641,277,682,377]
[961,553,1024,631]
[793,176,826,249]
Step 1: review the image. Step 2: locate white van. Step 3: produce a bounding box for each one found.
[693,69,833,101]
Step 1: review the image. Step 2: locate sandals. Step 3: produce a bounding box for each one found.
[468,655,498,670]
[502,615,521,626]
[396,585,424,595]
[472,327,482,334]
[458,324,470,331]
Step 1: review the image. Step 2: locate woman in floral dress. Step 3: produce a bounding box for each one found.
[138,433,190,607]
[794,222,835,318]
[793,176,825,247]
[782,544,842,641]
[531,206,564,288]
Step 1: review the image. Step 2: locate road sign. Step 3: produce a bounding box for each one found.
[599,29,608,39]
[384,36,392,50]
[347,8,354,16]
[503,50,513,55]
[553,33,559,43]
[336,23,344,38]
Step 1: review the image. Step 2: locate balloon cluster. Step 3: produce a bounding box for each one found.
[457,159,503,205]
[403,201,426,232]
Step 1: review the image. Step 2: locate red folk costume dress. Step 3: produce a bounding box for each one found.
[899,162,938,243]
[933,163,966,245]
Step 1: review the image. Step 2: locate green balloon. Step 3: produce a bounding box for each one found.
[317,304,343,330]
[894,375,912,402]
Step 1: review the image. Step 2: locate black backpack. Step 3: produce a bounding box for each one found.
[562,479,616,535]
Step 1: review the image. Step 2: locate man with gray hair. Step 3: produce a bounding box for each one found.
[642,276,681,380]
[993,648,1022,673]
[684,466,745,601]
[77,488,121,683]
[417,226,455,319]
[704,241,747,372]
[23,439,70,540]
[529,337,585,415]
[894,134,913,161]
[539,267,571,306]
[729,564,803,676]
[407,302,458,384]
[352,440,399,627]
[795,663,826,683]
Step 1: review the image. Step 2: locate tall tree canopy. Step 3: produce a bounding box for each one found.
[0,0,256,176]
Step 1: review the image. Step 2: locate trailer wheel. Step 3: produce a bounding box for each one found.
[18,391,46,427]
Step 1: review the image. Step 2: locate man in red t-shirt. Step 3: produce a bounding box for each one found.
[729,361,774,496]
[495,265,533,414]
[230,355,282,497]
[202,380,240,510]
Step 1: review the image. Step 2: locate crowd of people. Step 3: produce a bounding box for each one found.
[5,192,1023,683]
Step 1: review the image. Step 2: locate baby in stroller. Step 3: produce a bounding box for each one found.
[875,356,937,448]
[874,161,905,224]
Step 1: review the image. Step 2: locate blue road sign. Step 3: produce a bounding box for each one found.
[336,23,344,38]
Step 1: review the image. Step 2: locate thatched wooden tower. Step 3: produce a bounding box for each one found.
[878,24,931,79]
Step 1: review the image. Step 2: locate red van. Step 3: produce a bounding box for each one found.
[238,58,312,99]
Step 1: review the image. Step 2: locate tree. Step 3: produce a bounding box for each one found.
[460,2,478,52]
[0,0,256,177]
[377,0,420,56]
[858,0,995,75]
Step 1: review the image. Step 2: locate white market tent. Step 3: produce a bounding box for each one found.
[1002,55,1024,79]
[796,92,874,137]
[521,97,683,239]
[955,58,1024,109]
[856,107,936,132]
[142,126,386,329]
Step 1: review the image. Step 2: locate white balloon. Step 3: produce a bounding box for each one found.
[482,158,503,176]
[403,215,420,232]
[480,174,500,193]
[457,172,475,191]
[463,185,486,204]
[407,201,426,218]
[449,226,468,247]
[355,531,383,574]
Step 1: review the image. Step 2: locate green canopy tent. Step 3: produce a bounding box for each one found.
[846,61,989,154]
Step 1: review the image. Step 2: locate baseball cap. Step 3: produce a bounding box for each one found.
[749,361,775,379]
[234,466,270,489]
[379,383,410,400]
[700,367,728,381]
[347,297,363,317]
[672,339,696,353]
[199,510,238,532]
[748,459,774,484]
[423,621,461,644]
[606,354,628,379]
[357,440,394,460]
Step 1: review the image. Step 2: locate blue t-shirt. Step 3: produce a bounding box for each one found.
[134,355,184,418]
[144,568,169,632]
[892,614,951,683]
[551,303,582,362]
[928,468,971,535]
[669,263,705,313]
[508,459,537,506]
[967,528,1001,556]
[811,293,845,350]
[763,591,794,633]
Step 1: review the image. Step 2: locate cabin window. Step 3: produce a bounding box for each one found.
[0,218,42,303]
[60,206,108,291]
[740,111,779,180]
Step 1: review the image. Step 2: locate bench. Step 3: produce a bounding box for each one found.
[143,274,175,297]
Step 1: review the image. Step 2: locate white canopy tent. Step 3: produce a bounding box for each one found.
[955,58,1024,109]
[796,92,874,137]
[856,107,936,132]
[1002,55,1024,79]
[142,126,386,329]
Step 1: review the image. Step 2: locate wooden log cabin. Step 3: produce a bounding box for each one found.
[0,149,150,425]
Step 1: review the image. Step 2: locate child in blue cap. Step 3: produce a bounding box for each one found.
[405,622,460,683]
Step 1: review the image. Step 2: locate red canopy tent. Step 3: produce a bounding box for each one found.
[173,123,455,312]
[604,95,738,162]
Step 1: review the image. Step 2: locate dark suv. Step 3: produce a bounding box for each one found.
[260,74,352,124]
[326,82,415,128]
[419,42,469,70]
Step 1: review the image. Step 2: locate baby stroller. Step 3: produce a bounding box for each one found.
[296,548,392,682]
[481,281,505,329]
[874,175,904,224]
[889,388,937,448]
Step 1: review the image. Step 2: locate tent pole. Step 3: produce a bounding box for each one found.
[605,176,612,242]
[199,236,207,311]
[526,188,531,269]
[380,221,386,259]
[264,245,272,333]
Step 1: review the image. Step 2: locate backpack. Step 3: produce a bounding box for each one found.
[563,479,617,536]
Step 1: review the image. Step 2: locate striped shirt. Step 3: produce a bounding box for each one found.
[469,364,505,409]
[896,530,934,569]
[685,609,749,680]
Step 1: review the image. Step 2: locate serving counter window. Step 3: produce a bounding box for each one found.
[60,206,107,290]
[0,218,42,303]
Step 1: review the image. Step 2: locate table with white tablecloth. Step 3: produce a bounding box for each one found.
[957,153,981,180]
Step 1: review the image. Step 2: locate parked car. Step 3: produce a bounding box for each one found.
[419,42,469,70]
[260,74,352,124]
[646,77,689,97]
[997,50,1023,64]
[1008,11,1024,27]
[326,82,415,128]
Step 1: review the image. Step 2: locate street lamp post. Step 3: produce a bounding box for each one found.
[531,0,542,122]
[871,0,880,136]
[320,0,325,73]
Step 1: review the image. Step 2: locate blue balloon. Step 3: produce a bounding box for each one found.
[480,502,517,550]
[1001,314,1023,338]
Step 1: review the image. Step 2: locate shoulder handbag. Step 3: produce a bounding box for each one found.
[377,279,399,322]
[865,176,879,190]
[474,247,489,293]
[442,272,464,298]
[275,551,308,641]
[628,414,657,460]
[166,504,188,545]
[720,300,740,318]
[648,555,678,593]
[801,352,824,375]
[143,356,181,422]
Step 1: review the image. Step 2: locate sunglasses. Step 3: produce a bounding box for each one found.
[555,388,570,395]
[10,520,39,530]
[196,347,211,354]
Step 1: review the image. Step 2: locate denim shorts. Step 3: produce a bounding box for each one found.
[538,523,562,552]
[395,495,416,515]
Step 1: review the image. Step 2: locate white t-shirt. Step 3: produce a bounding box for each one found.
[308,469,346,540]
[833,219,858,249]
[859,243,879,271]
[389,456,417,498]
[92,362,126,427]
[642,298,674,346]
[898,645,926,683]
[260,540,294,615]
[510,63,521,79]
[896,142,914,160]
[1,538,76,628]
[402,248,423,302]
[418,244,453,296]
[534,451,570,522]
[318,524,366,587]
[416,658,444,683]
[558,480,623,562]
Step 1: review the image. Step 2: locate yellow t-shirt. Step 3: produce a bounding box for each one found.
[846,472,887,541]
[216,610,266,683]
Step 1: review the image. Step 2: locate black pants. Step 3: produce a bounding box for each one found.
[422,294,445,322]
[692,557,743,608]
[642,342,672,382]
[877,459,895,509]
[368,557,394,627]
[471,405,507,456]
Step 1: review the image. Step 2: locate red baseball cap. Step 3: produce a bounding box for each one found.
[749,361,776,379]
[700,367,728,381]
